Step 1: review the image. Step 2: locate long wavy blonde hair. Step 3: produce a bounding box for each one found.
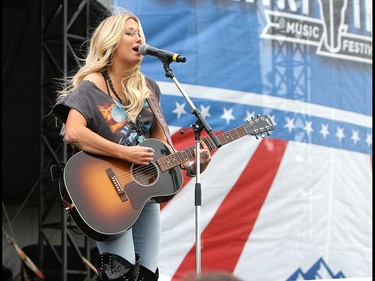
[56,9,150,124]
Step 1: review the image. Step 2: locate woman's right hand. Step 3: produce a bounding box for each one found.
[121,145,155,166]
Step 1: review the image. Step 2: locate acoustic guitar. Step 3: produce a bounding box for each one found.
[60,115,274,241]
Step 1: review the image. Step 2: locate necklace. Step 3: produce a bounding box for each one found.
[102,70,144,134]
[103,70,126,105]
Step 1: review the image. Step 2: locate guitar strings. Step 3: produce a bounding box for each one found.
[83,164,159,192]
[116,163,160,183]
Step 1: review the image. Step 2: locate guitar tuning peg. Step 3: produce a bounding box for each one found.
[255,134,259,139]
[267,132,270,136]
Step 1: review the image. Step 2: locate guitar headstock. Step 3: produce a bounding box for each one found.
[244,115,274,139]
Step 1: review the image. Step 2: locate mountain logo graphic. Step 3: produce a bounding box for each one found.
[287,257,346,280]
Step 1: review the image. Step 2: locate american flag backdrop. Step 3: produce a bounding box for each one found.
[116,1,372,280]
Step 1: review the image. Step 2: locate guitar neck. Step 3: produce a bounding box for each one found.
[214,126,248,147]
[157,126,247,172]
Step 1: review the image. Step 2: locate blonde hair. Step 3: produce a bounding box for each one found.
[56,9,150,124]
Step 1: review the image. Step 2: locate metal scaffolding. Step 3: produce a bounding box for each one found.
[39,0,108,280]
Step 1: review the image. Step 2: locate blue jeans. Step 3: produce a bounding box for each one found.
[96,200,160,272]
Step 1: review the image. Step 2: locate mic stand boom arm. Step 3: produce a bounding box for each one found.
[161,60,222,277]
[162,61,222,149]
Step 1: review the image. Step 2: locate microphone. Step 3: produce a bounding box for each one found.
[138,44,186,63]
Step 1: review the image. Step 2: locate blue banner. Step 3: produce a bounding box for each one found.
[114,1,372,280]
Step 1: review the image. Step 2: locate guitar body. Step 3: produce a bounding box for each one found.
[61,139,183,241]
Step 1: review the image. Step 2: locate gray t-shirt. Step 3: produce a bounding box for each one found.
[53,77,161,146]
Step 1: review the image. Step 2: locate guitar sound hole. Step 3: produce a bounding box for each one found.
[131,162,159,186]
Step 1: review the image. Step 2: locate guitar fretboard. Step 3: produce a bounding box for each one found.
[156,126,247,172]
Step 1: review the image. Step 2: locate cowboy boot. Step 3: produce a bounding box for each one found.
[97,252,140,281]
[137,266,159,281]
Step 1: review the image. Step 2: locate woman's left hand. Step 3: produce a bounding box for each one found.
[195,142,211,173]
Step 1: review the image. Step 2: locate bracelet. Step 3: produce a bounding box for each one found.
[186,161,196,177]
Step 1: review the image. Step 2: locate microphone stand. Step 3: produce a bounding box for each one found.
[160,59,222,277]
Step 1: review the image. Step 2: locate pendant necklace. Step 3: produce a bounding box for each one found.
[103,70,126,105]
[103,70,143,135]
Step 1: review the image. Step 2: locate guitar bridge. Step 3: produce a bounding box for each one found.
[105,168,128,202]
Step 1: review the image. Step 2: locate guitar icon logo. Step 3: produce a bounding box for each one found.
[318,0,348,53]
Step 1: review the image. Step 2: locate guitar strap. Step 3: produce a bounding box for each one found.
[146,79,179,203]
[145,80,176,152]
